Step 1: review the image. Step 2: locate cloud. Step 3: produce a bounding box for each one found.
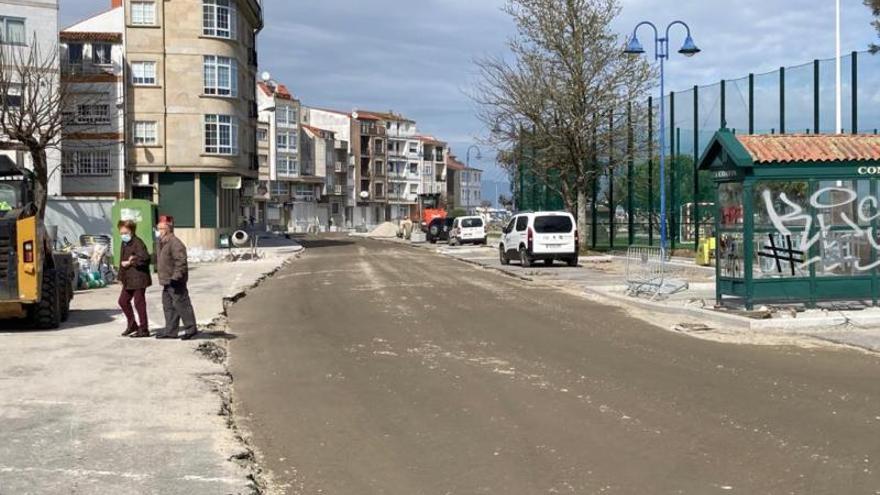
[61,0,880,194]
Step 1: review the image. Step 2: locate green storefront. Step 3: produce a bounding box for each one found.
[698,129,880,309]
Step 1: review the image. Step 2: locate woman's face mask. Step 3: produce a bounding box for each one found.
[120,233,132,243]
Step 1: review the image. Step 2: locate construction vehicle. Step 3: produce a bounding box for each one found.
[418,192,447,233]
[0,159,74,329]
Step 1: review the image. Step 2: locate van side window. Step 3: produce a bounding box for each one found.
[505,218,516,232]
[515,216,528,232]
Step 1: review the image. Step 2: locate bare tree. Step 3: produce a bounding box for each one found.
[471,0,655,237]
[0,35,67,219]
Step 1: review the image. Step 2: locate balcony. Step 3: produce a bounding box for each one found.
[359,124,386,137]
[62,60,118,77]
[334,162,344,173]
[333,184,343,195]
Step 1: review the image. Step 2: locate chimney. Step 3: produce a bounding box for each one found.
[111,0,122,8]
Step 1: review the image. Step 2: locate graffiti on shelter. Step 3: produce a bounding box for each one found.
[762,186,880,274]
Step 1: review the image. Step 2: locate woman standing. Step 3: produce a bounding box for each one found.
[117,220,152,338]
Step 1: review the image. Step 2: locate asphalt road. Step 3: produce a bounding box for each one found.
[228,236,880,494]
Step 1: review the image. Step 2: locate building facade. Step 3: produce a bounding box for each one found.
[377,112,419,221]
[0,0,61,196]
[419,135,448,202]
[59,6,125,199]
[352,111,388,227]
[124,0,263,248]
[308,107,355,228]
[460,165,483,213]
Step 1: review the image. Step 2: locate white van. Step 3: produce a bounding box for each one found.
[449,216,487,245]
[498,211,578,267]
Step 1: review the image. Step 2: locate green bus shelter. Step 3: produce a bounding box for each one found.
[698,129,880,309]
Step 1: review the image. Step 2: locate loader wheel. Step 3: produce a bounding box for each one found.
[31,267,60,329]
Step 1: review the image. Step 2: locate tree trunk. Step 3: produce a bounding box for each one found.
[29,147,48,220]
[577,186,588,248]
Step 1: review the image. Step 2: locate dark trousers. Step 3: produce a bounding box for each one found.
[161,283,197,336]
[119,288,148,330]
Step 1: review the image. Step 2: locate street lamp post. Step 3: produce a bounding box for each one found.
[624,21,700,251]
[466,144,482,168]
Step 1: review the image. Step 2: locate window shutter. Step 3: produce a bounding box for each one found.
[232,119,239,154]
[230,7,238,40]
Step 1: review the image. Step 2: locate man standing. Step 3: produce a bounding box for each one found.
[155,218,198,340]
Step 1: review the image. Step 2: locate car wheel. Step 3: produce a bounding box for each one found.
[566,256,578,267]
[500,245,510,265]
[543,258,553,266]
[519,247,532,268]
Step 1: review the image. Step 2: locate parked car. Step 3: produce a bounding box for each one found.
[498,211,579,267]
[426,217,455,244]
[449,216,487,246]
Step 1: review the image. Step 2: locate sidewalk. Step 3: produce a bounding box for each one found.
[0,238,302,495]
[393,238,880,354]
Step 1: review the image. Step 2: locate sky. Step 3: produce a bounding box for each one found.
[61,0,880,201]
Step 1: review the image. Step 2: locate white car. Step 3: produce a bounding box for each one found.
[498,211,579,267]
[449,216,487,246]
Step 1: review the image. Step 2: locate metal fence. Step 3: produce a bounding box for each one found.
[513,50,880,252]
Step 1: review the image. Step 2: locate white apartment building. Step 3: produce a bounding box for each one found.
[382,112,420,221]
[460,166,483,213]
[0,0,61,195]
[59,6,126,199]
[256,79,314,232]
[418,135,448,201]
[308,107,355,228]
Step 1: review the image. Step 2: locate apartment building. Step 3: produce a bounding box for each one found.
[460,165,483,213]
[352,111,388,227]
[418,135,448,202]
[59,6,125,199]
[301,123,347,229]
[308,107,355,228]
[256,79,311,231]
[372,111,419,221]
[124,0,263,248]
[0,0,61,195]
[445,154,464,208]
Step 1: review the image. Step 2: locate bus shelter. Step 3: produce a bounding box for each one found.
[697,129,880,309]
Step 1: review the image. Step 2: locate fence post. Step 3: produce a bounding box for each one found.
[779,66,785,134]
[670,92,675,252]
[672,127,679,252]
[648,97,654,246]
[748,73,755,134]
[608,112,615,249]
[627,101,635,246]
[852,51,858,134]
[693,85,700,251]
[813,59,820,134]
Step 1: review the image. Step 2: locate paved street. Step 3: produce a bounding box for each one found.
[229,236,880,494]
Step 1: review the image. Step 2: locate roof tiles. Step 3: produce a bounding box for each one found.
[737,134,880,164]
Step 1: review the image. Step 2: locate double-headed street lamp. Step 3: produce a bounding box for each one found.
[466,144,482,168]
[624,21,700,251]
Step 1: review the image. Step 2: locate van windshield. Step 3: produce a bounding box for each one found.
[534,215,572,233]
[461,218,483,228]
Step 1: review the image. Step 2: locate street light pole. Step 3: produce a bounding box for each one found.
[466,144,482,168]
[625,21,700,251]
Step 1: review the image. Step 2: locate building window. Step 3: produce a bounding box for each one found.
[62,150,112,176]
[409,143,418,154]
[131,2,156,25]
[92,43,112,65]
[67,43,83,64]
[0,17,25,45]
[203,0,237,39]
[203,55,238,96]
[270,181,288,197]
[276,132,296,152]
[131,61,156,85]
[276,106,296,127]
[257,128,267,141]
[134,121,157,145]
[75,104,110,125]
[293,184,314,201]
[276,155,297,176]
[2,86,21,108]
[204,114,238,155]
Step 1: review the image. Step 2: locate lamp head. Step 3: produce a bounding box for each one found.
[678,35,700,57]
[624,35,645,55]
